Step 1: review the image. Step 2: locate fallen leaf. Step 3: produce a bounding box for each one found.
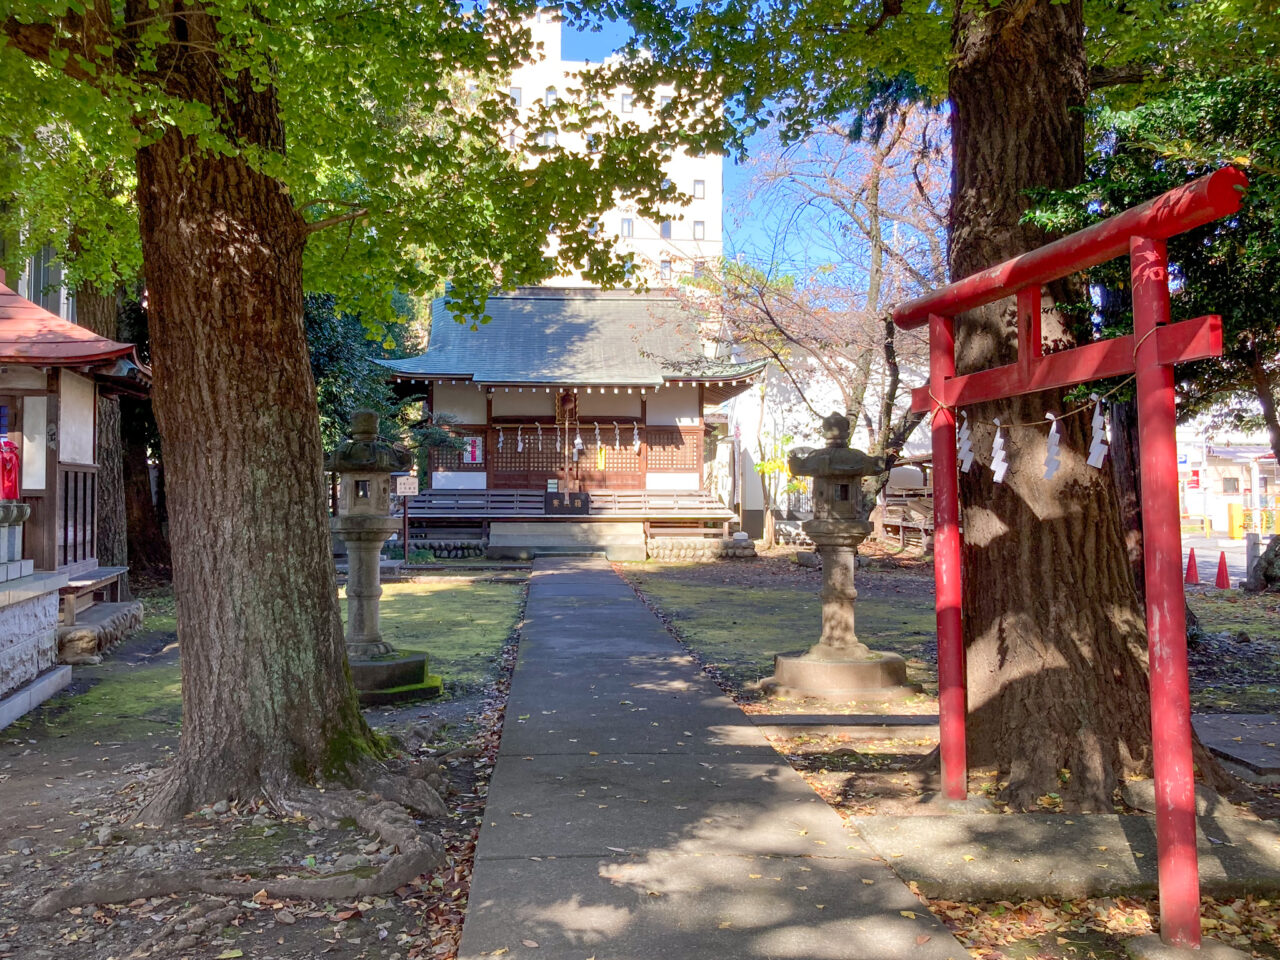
[215,952,244,960]
[900,910,917,919]
[915,935,932,945]
[522,939,540,948]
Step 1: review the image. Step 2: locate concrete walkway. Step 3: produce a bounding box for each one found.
[459,558,965,960]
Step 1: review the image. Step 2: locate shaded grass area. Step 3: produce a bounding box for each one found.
[1187,590,1280,713]
[14,579,520,743]
[622,565,937,700]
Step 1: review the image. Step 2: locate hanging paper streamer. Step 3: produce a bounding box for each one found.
[597,446,606,470]
[517,425,524,453]
[537,423,543,452]
[1043,413,1061,480]
[613,421,620,449]
[958,412,974,473]
[574,429,584,452]
[632,422,641,453]
[1087,394,1109,468]
[594,422,602,450]
[497,427,503,452]
[991,419,1008,484]
[556,423,561,452]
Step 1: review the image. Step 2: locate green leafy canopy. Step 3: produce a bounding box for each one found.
[0,1,696,326]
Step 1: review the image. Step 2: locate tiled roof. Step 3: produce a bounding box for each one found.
[0,282,139,366]
[378,288,765,385]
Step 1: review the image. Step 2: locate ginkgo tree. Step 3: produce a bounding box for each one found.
[0,0,686,820]
[577,0,1280,808]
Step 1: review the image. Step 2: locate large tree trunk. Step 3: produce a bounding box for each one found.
[75,285,128,569]
[1109,399,1146,604]
[949,0,1156,811]
[136,111,378,817]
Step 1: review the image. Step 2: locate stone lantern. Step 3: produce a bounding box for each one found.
[762,412,920,702]
[327,410,441,702]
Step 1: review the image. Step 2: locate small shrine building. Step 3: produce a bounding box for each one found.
[379,287,765,558]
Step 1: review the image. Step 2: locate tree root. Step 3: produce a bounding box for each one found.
[32,772,448,919]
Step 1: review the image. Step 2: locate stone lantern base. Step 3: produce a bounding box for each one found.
[761,651,920,703]
[348,653,444,706]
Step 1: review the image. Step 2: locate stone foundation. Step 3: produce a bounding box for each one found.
[409,538,488,560]
[0,586,61,700]
[57,600,144,665]
[646,537,757,561]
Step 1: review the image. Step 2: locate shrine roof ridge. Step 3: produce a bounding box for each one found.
[378,286,766,388]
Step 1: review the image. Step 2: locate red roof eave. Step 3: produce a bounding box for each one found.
[0,282,144,369]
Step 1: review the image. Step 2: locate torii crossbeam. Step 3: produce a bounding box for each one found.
[892,166,1249,949]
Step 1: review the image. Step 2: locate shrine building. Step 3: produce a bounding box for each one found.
[0,280,148,728]
[380,286,765,559]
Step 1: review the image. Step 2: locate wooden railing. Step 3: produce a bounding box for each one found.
[406,488,733,520]
[58,463,97,569]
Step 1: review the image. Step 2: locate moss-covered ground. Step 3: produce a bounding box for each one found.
[14,577,521,743]
[351,579,521,691]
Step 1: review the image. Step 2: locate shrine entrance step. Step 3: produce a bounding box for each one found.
[486,520,646,562]
[457,557,964,960]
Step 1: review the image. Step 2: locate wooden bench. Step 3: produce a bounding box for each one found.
[59,566,129,626]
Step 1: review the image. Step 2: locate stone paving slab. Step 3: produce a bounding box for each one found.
[459,557,965,960]
[852,813,1280,900]
[498,697,769,757]
[1193,714,1280,778]
[479,753,856,859]
[461,853,966,960]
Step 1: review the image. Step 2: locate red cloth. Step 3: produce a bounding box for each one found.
[0,438,19,500]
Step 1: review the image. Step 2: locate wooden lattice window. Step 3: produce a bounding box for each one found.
[647,427,700,472]
[491,429,561,474]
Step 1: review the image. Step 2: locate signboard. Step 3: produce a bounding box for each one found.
[462,437,484,464]
[395,475,419,497]
[1187,469,1200,490]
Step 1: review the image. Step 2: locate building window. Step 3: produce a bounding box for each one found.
[660,95,673,108]
[660,260,672,280]
[660,220,672,239]
[545,87,557,106]
[693,220,705,240]
[620,218,634,238]
[693,179,705,199]
[693,260,705,279]
[510,86,522,107]
[621,92,634,113]
[540,130,557,147]
[588,220,601,237]
[1223,477,1240,494]
[1261,476,1270,492]
[508,131,517,150]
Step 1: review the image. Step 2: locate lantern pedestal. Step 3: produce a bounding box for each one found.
[762,520,920,702]
[761,416,921,704]
[328,411,443,704]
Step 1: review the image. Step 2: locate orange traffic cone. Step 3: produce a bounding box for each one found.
[1216,551,1231,589]
[1185,549,1199,585]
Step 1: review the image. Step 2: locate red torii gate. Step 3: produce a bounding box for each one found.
[892,166,1248,949]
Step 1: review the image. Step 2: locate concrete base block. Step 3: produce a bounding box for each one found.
[761,651,921,702]
[349,654,428,690]
[1125,934,1249,960]
[0,665,71,731]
